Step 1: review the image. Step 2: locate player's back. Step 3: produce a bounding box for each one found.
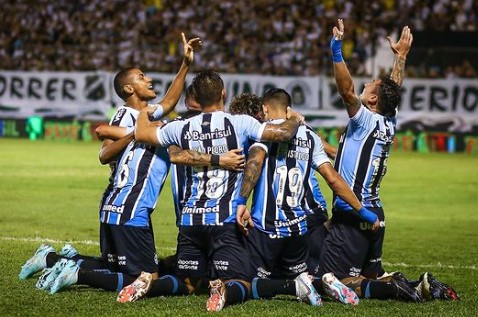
[251,123,325,237]
[334,106,395,208]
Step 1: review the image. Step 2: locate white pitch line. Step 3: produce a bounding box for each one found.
[2,236,476,270]
[0,236,177,252]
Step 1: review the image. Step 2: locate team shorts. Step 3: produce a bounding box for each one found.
[175,224,251,281]
[246,227,309,279]
[317,207,385,280]
[100,222,158,277]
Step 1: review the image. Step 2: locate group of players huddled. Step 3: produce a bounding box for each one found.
[19,20,459,311]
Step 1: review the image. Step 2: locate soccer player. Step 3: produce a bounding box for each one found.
[316,19,424,301]
[18,33,207,294]
[130,70,304,311]
[235,88,383,306]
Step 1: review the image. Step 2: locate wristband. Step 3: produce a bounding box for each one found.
[210,154,220,167]
[236,196,247,206]
[358,207,378,224]
[151,106,164,121]
[330,36,344,63]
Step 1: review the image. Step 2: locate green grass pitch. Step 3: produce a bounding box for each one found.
[0,139,477,316]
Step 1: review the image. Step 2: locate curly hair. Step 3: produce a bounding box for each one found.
[377,76,401,117]
[228,93,263,122]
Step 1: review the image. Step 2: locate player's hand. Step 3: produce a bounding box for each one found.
[371,218,380,232]
[286,107,304,124]
[219,149,245,171]
[182,32,202,65]
[387,26,413,57]
[236,204,253,236]
[333,18,344,40]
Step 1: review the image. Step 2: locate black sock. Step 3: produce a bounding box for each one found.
[46,253,61,267]
[225,281,249,305]
[77,269,136,292]
[73,256,106,270]
[360,279,397,299]
[312,278,326,296]
[251,278,295,299]
[147,275,189,297]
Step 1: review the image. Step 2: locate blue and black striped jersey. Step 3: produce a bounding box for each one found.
[156,111,266,226]
[334,105,395,209]
[250,121,330,237]
[100,104,171,227]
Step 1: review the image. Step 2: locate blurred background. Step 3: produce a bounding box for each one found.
[0,0,477,153]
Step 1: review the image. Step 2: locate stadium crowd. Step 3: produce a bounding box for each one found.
[1,0,477,77]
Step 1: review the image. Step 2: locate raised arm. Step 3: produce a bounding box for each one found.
[330,19,361,118]
[387,26,413,86]
[236,145,267,235]
[156,33,202,118]
[169,146,245,171]
[260,108,303,142]
[95,125,128,141]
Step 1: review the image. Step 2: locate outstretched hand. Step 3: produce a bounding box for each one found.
[387,26,413,57]
[236,204,253,236]
[333,18,344,40]
[182,32,202,65]
[219,148,245,171]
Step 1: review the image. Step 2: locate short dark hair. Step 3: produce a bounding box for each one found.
[229,93,263,121]
[262,88,291,111]
[191,70,224,107]
[377,76,401,117]
[113,67,136,100]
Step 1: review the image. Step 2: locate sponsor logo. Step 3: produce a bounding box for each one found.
[213,260,229,271]
[101,204,125,214]
[274,215,307,228]
[373,130,393,143]
[349,267,361,277]
[177,259,198,271]
[288,262,307,274]
[182,205,220,214]
[288,149,309,161]
[184,127,232,141]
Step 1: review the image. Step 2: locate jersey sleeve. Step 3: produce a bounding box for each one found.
[350,104,374,128]
[155,120,184,147]
[109,107,130,127]
[150,104,165,121]
[310,132,330,170]
[235,115,267,141]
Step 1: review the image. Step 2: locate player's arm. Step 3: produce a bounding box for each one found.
[321,137,337,160]
[316,162,380,231]
[260,107,303,142]
[330,19,361,118]
[99,132,134,165]
[153,33,202,119]
[135,107,161,146]
[169,145,245,171]
[95,125,129,141]
[236,145,267,235]
[387,26,413,86]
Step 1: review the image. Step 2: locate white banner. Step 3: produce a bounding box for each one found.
[0,71,112,118]
[1,71,477,131]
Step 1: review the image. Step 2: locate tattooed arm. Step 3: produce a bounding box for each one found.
[260,108,303,142]
[236,145,267,235]
[169,146,245,171]
[387,26,413,86]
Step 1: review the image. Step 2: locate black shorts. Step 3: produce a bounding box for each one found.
[246,227,308,279]
[175,224,251,281]
[100,223,158,277]
[317,207,385,280]
[306,211,329,275]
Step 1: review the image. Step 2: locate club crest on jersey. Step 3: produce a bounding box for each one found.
[184,127,232,141]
